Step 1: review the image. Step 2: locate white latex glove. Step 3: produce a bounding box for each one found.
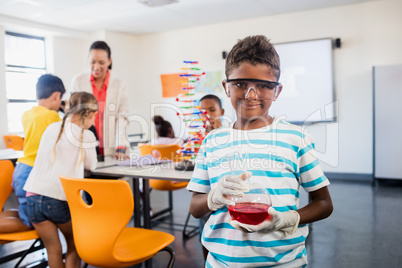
[207,172,250,211]
[228,207,300,236]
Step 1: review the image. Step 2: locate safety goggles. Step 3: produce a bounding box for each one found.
[225,78,281,100]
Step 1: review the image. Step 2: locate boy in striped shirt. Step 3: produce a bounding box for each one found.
[187,35,333,267]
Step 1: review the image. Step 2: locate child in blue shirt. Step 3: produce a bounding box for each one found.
[187,35,333,267]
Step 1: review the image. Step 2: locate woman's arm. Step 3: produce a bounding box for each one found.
[189,192,211,219]
[114,79,130,158]
[297,186,333,225]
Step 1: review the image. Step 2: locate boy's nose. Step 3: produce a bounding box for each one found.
[245,87,259,99]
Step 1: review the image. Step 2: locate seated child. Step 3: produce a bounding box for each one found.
[2,74,65,233]
[187,35,333,267]
[151,115,185,146]
[24,92,98,267]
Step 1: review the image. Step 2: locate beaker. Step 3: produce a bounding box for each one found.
[226,151,272,225]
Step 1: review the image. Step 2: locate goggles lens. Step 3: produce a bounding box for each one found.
[226,78,280,99]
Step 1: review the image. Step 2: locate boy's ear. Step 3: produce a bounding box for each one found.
[221,108,225,115]
[223,81,230,97]
[52,91,61,101]
[273,85,283,101]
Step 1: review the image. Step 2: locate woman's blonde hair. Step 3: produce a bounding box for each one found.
[52,92,98,166]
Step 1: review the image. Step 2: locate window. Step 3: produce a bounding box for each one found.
[4,32,46,133]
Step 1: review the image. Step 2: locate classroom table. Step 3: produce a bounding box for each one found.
[0,149,23,165]
[91,158,192,229]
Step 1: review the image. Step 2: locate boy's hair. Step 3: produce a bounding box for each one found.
[36,74,66,100]
[200,94,223,109]
[152,115,172,138]
[53,92,98,166]
[225,35,281,80]
[90,40,112,70]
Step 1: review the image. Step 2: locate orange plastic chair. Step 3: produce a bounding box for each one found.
[59,176,175,268]
[3,135,24,151]
[0,160,45,268]
[138,144,187,214]
[138,144,198,239]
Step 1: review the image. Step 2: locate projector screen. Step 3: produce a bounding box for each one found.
[270,38,335,124]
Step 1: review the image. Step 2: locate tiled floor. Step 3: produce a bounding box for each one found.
[1,178,402,268]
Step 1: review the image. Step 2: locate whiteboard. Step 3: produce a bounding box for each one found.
[270,38,335,124]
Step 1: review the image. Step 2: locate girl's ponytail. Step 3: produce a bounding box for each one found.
[51,110,71,164]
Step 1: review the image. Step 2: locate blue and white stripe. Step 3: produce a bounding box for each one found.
[187,119,329,267]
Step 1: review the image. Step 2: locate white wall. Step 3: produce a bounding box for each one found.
[49,36,87,94]
[0,0,401,175]
[132,0,402,175]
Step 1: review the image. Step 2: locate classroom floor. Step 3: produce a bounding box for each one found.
[1,178,402,268]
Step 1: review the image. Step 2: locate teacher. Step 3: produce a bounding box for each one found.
[71,41,129,160]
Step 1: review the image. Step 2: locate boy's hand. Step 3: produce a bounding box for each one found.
[207,172,250,211]
[228,207,300,236]
[209,116,223,130]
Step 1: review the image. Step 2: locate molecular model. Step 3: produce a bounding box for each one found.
[175,61,206,171]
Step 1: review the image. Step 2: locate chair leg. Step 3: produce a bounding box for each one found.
[13,239,44,268]
[159,247,175,268]
[168,191,173,213]
[182,212,199,240]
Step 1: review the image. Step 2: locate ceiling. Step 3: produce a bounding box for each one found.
[0,0,379,35]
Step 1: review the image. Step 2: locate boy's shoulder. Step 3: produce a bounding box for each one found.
[33,106,59,118]
[22,106,61,124]
[274,118,306,133]
[203,125,231,140]
[272,119,314,145]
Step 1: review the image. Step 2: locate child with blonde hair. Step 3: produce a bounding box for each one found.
[24,92,98,268]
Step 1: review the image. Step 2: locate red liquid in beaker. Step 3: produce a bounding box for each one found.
[228,202,270,225]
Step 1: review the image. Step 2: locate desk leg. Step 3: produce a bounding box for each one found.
[143,179,151,229]
[133,179,141,228]
[143,179,152,268]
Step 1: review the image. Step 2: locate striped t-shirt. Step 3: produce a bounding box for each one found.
[187,119,330,267]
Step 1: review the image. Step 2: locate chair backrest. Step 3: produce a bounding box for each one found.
[0,160,14,210]
[60,176,133,266]
[138,144,181,162]
[138,144,187,191]
[3,135,24,151]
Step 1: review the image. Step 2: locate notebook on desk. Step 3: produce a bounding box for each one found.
[116,154,172,167]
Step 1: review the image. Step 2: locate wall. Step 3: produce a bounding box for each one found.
[0,0,401,175]
[49,36,87,94]
[132,0,402,175]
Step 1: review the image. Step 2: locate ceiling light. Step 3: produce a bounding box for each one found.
[138,0,179,7]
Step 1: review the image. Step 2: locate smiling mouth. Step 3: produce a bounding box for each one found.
[240,101,261,109]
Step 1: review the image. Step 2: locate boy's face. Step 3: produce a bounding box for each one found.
[200,99,224,118]
[223,63,282,125]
